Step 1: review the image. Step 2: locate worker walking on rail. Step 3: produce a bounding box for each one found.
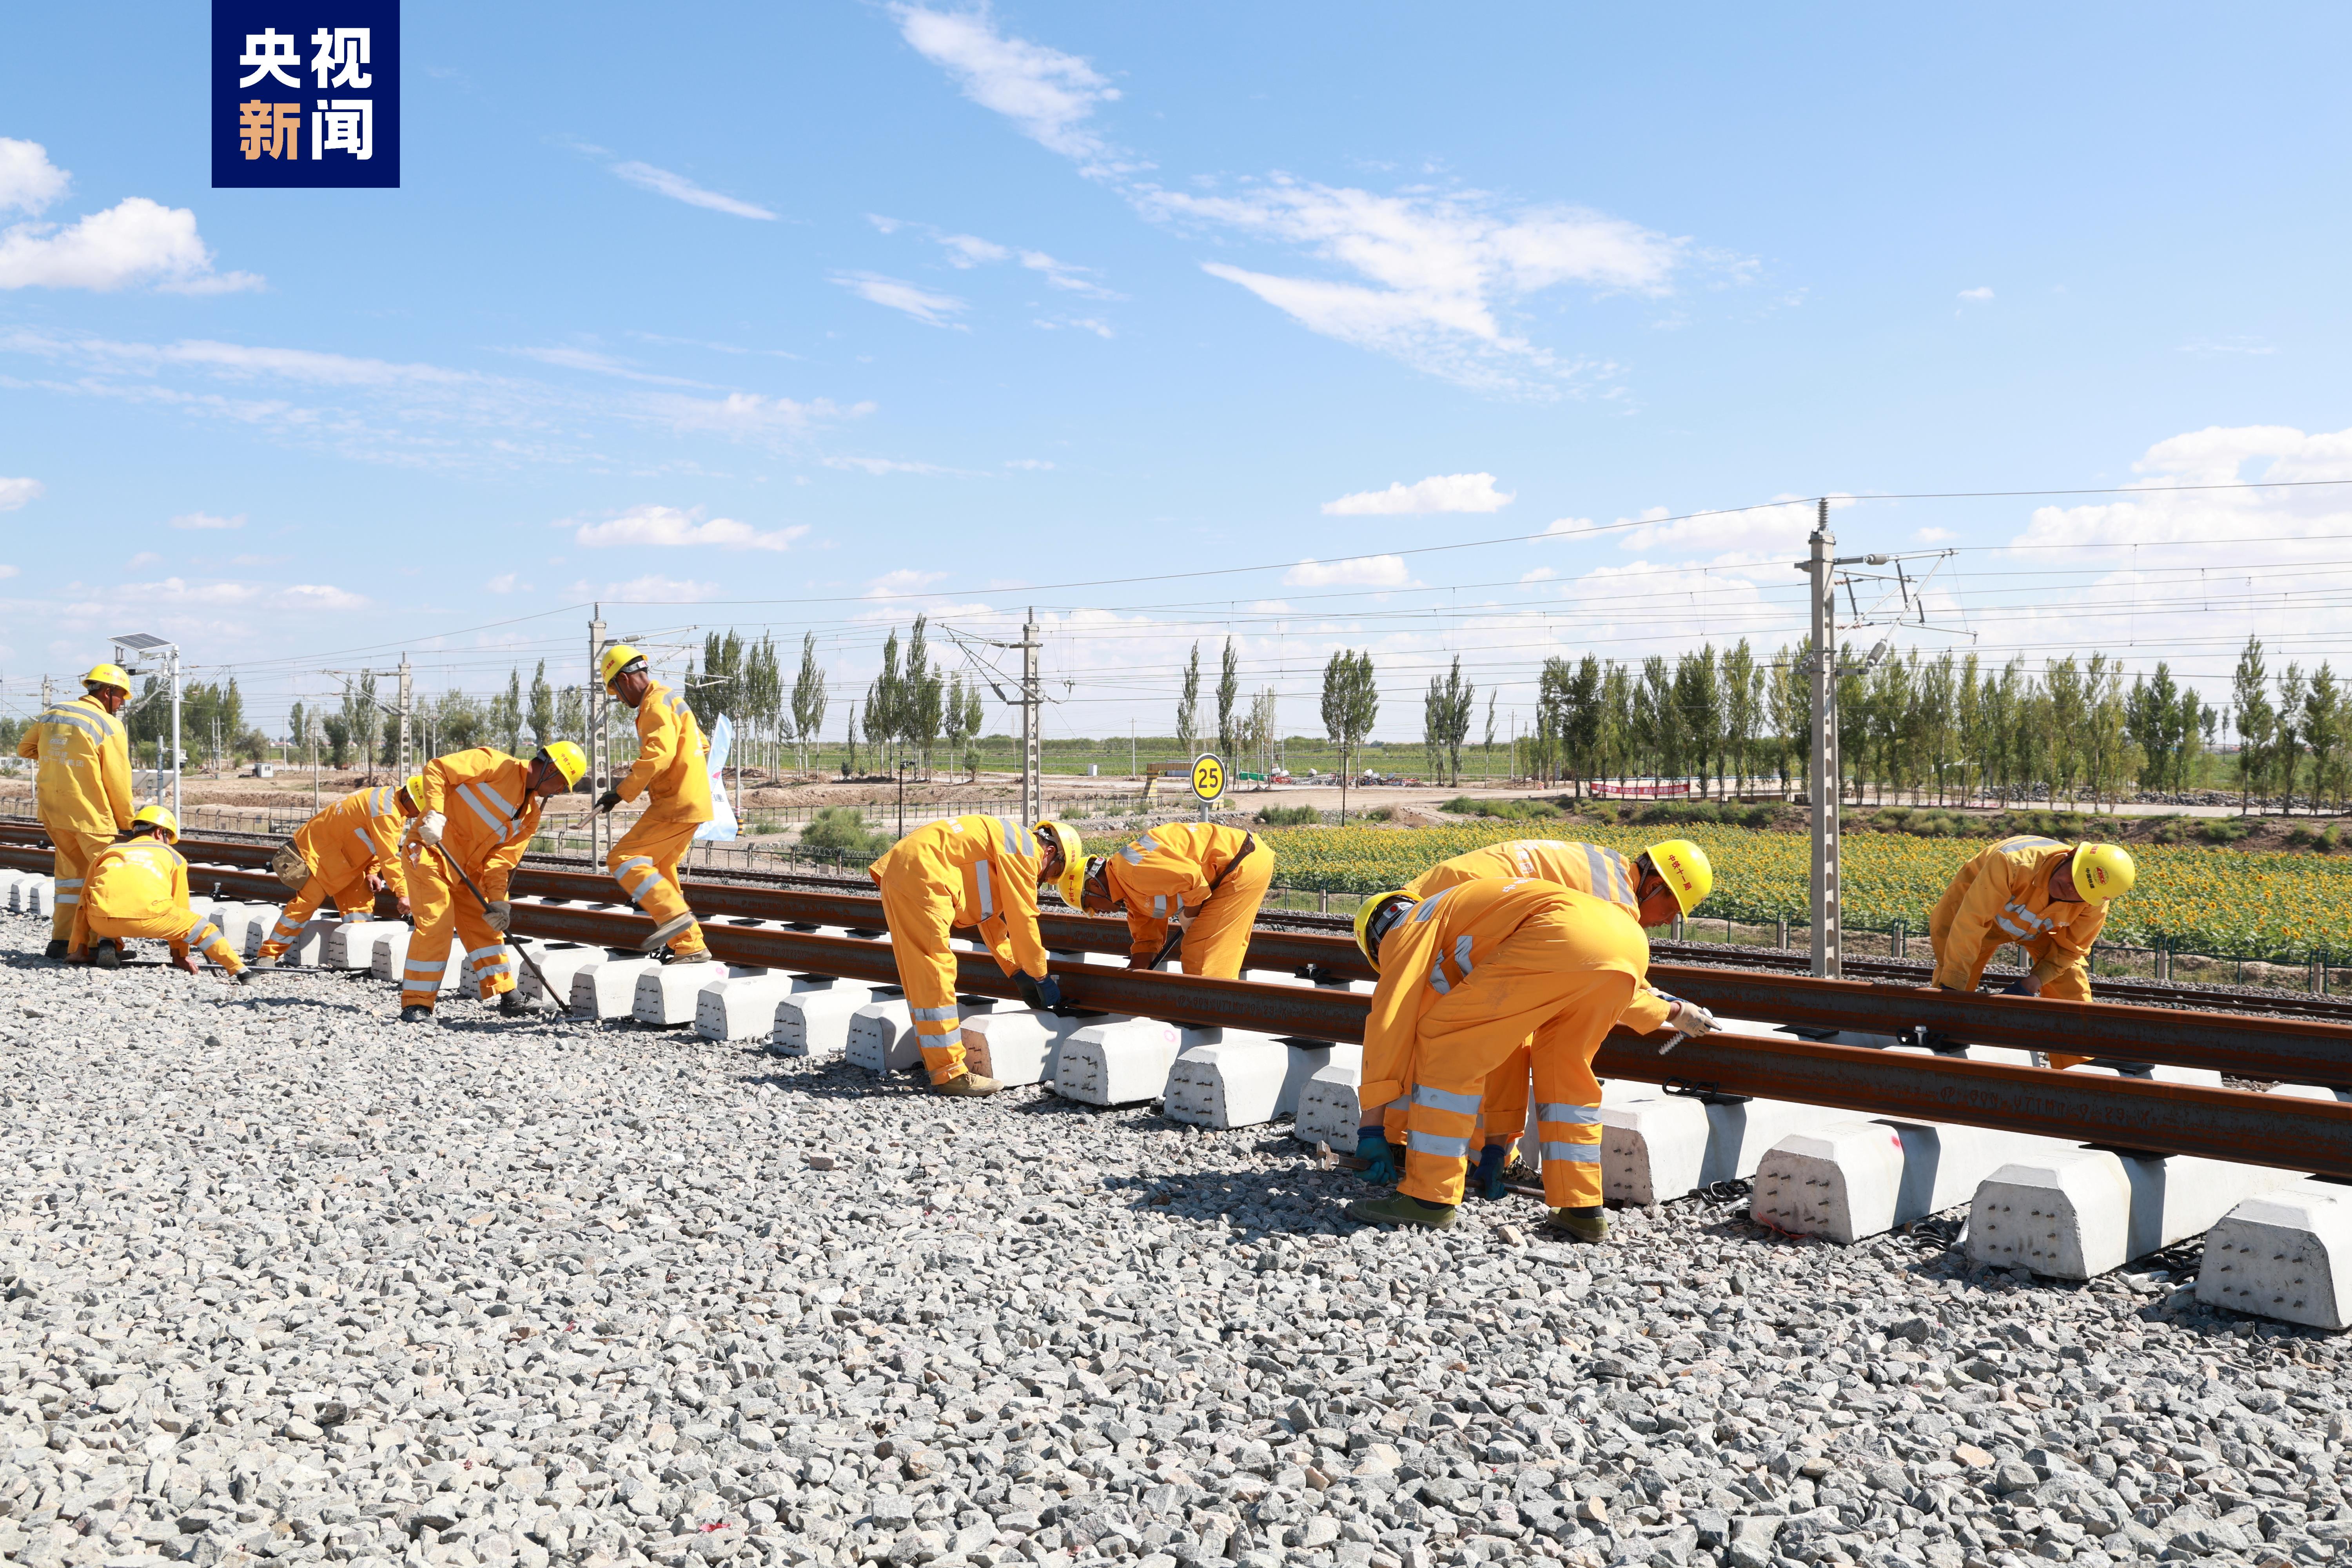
[1063,821,1274,978]
[67,807,248,981]
[593,644,713,963]
[1924,835,2136,1070]
[398,743,584,1024]
[1341,878,1657,1242]
[869,815,1084,1098]
[253,777,420,966]
[1383,838,1721,1199]
[16,663,135,960]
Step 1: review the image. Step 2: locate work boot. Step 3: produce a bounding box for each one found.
[1471,1143,1526,1201]
[639,912,697,953]
[660,947,715,966]
[230,970,258,987]
[249,954,280,971]
[92,938,120,971]
[499,990,556,1018]
[1344,1193,1459,1230]
[1542,1207,1610,1245]
[43,938,67,961]
[932,1072,1002,1098]
[399,1004,435,1025]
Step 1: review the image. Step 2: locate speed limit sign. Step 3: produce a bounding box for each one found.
[1190,752,1225,803]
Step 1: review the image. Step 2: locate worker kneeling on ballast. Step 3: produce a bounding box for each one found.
[1922,835,2135,1070]
[1341,877,1666,1243]
[398,742,584,1024]
[1063,820,1274,978]
[593,643,714,964]
[869,815,1084,1098]
[16,662,134,960]
[253,776,421,966]
[67,807,249,982]
[1382,838,1720,1200]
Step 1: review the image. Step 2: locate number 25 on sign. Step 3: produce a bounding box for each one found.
[1190,753,1225,804]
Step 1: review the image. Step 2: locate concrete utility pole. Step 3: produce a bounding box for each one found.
[396,653,413,786]
[1805,507,1842,980]
[1020,608,1042,824]
[588,607,607,863]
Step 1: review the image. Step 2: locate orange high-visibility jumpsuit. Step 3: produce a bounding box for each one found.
[402,749,546,1009]
[1396,840,1680,1154]
[607,680,711,957]
[1929,834,2106,1069]
[16,694,134,945]
[1360,880,1651,1209]
[1102,822,1274,978]
[258,783,414,960]
[69,838,244,973]
[869,815,1052,1085]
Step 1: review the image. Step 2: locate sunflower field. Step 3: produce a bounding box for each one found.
[1256,822,2352,961]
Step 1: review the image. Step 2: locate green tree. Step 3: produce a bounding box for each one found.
[555,682,585,754]
[2278,662,2310,813]
[2305,663,2346,813]
[866,629,904,771]
[2233,635,2274,813]
[492,668,524,754]
[1176,642,1201,754]
[527,660,555,749]
[1216,637,1240,761]
[1423,655,1473,786]
[791,632,829,773]
[1320,648,1378,824]
[1721,639,1759,793]
[1673,646,1721,799]
[905,615,943,774]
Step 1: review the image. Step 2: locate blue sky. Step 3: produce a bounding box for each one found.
[5,3,2350,740]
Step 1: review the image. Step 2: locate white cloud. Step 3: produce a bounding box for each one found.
[2179,336,2276,356]
[1520,566,1557,583]
[110,576,366,612]
[1032,315,1114,338]
[822,454,968,476]
[866,568,948,599]
[510,345,713,387]
[0,564,17,580]
[651,390,872,440]
[229,553,288,566]
[577,574,723,603]
[1958,286,1994,303]
[125,552,161,569]
[1283,555,1414,588]
[1915,526,1957,542]
[610,161,776,221]
[1004,458,1054,470]
[0,195,260,293]
[0,138,69,215]
[569,504,809,552]
[936,231,1009,267]
[891,5,1125,172]
[1614,495,1853,556]
[169,510,243,530]
[486,572,522,593]
[0,475,40,511]
[831,271,968,328]
[1322,472,1514,516]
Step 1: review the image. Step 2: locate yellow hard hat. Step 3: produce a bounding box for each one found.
[1034,819,1082,879]
[1354,891,1415,970]
[599,642,647,689]
[1644,838,1713,916]
[132,804,180,841]
[1056,852,1099,911]
[83,662,132,695]
[538,740,588,788]
[2070,842,2136,903]
[398,775,425,811]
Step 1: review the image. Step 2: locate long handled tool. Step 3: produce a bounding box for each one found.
[1143,833,1256,971]
[429,843,573,1015]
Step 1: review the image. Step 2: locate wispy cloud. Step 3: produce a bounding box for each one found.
[890,5,1129,174]
[0,476,40,512]
[2178,336,2276,356]
[870,213,1124,300]
[169,510,243,530]
[611,160,776,221]
[569,504,809,552]
[866,568,949,599]
[1283,555,1414,588]
[1322,472,1513,516]
[831,271,969,328]
[1957,286,1994,303]
[0,140,261,294]
[569,574,724,603]
[486,572,524,593]
[508,345,715,387]
[1004,458,1054,470]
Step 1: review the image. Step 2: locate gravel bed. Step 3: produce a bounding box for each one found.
[2,915,2348,1568]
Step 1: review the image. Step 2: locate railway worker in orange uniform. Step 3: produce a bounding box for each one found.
[593,643,713,963]
[399,742,584,1024]
[1062,821,1274,978]
[1341,878,1657,1242]
[253,777,420,966]
[868,816,1084,1098]
[16,663,135,959]
[67,806,249,981]
[1924,835,2136,1070]
[1384,838,1720,1198]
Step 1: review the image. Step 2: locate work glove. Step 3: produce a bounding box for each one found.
[595,787,624,815]
[484,900,512,934]
[2002,975,2040,997]
[1657,999,1718,1053]
[1355,1128,1403,1185]
[1016,972,1079,1016]
[1472,1143,1513,1201]
[416,811,446,848]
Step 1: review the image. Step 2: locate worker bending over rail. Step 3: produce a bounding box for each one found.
[399,743,583,1024]
[1343,878,1660,1243]
[1924,835,2136,1070]
[67,807,248,981]
[254,777,420,966]
[1064,821,1274,978]
[1389,838,1720,1198]
[869,815,1084,1098]
[594,643,713,963]
[16,662,134,960]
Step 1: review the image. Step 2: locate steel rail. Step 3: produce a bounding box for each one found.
[510,902,2352,1179]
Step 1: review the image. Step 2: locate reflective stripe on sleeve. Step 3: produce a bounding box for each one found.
[909,1005,960,1022]
[455,782,508,835]
[1536,1102,1601,1125]
[187,917,213,945]
[1541,1142,1601,1164]
[1412,1083,1483,1116]
[1406,1129,1471,1158]
[974,859,995,919]
[1412,885,1454,923]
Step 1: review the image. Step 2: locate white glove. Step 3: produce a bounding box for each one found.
[1657,999,1719,1053]
[417,811,445,848]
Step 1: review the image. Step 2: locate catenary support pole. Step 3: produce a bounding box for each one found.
[588,608,606,865]
[1021,607,1041,826]
[1807,501,1841,979]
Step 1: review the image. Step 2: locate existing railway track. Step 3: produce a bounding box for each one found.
[8,822,2352,1177]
